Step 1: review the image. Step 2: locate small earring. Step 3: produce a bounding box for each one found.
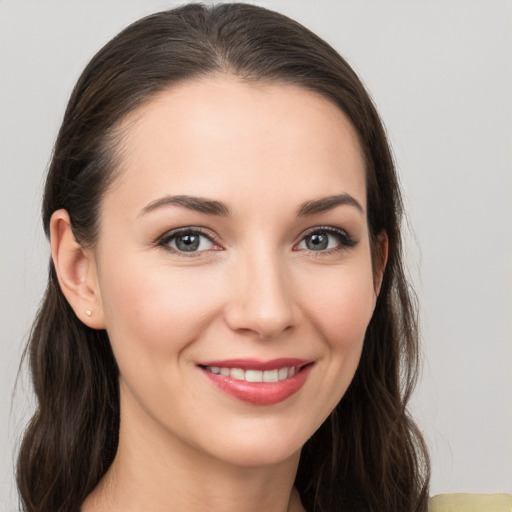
[85,310,92,317]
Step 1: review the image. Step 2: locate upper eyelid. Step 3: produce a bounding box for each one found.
[297,225,353,244]
[299,225,349,236]
[157,226,218,243]
[156,227,221,257]
[295,226,357,251]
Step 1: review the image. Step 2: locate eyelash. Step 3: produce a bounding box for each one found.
[156,226,356,257]
[157,227,220,258]
[297,226,357,254]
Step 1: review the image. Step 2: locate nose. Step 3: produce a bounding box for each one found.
[223,250,300,339]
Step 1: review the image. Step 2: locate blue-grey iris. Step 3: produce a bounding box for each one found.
[306,232,328,251]
[176,234,200,252]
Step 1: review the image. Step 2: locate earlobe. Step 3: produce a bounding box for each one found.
[373,230,389,296]
[50,209,105,329]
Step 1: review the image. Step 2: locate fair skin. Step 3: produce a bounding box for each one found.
[51,76,387,512]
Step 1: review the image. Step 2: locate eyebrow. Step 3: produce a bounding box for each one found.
[297,194,364,216]
[139,195,230,217]
[139,192,364,218]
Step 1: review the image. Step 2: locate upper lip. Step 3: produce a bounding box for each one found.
[197,358,312,371]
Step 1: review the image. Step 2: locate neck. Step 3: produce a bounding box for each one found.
[82,394,305,512]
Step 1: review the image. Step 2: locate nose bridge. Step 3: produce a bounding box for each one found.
[225,242,298,338]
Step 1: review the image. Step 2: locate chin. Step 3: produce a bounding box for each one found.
[192,417,316,469]
[210,440,302,469]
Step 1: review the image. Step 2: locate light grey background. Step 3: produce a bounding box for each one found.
[1,0,511,509]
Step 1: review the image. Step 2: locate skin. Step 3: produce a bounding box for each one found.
[51,75,387,512]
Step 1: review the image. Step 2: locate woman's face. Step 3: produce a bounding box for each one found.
[91,76,383,468]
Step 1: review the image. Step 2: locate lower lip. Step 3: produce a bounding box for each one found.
[200,365,313,405]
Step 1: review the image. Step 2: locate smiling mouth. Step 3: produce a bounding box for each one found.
[197,358,314,405]
[202,365,303,383]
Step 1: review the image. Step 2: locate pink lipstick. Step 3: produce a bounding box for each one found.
[197,358,313,405]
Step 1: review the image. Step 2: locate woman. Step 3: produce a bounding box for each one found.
[17,3,430,512]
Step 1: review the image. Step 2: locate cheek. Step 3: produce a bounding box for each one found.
[98,259,223,359]
[301,262,376,350]
[291,259,376,430]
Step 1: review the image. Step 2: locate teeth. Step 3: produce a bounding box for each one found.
[278,367,288,381]
[263,369,279,383]
[229,368,245,380]
[206,366,299,382]
[245,370,263,382]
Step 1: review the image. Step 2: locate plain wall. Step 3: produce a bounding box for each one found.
[1,0,511,509]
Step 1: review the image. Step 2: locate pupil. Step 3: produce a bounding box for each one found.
[177,234,200,252]
[307,233,328,251]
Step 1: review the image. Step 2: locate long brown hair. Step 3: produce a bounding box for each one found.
[17,4,430,511]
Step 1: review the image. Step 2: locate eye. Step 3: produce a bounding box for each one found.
[296,227,355,252]
[159,228,218,254]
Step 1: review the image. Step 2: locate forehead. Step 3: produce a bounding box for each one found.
[110,75,366,214]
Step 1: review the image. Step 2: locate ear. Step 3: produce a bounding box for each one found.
[50,209,105,329]
[373,230,389,296]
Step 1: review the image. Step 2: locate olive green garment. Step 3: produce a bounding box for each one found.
[429,493,512,512]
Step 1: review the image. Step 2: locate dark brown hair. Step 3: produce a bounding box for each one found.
[17,4,429,511]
